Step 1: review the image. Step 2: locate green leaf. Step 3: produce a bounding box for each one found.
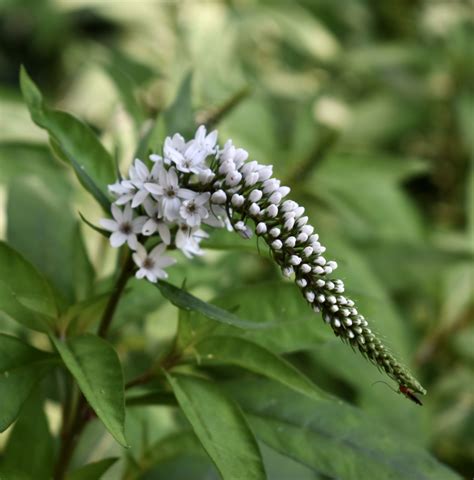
[0,241,57,332]
[0,334,57,432]
[138,431,203,473]
[2,391,54,480]
[209,282,332,353]
[7,177,94,306]
[51,334,127,446]
[166,373,266,480]
[104,60,146,130]
[66,458,118,480]
[228,380,462,480]
[20,66,114,210]
[193,336,326,401]
[164,72,195,138]
[157,281,273,330]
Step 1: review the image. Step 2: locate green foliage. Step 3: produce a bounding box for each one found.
[0,334,57,431]
[66,458,118,480]
[0,241,57,332]
[20,66,114,211]
[166,373,266,480]
[0,0,472,478]
[51,335,127,446]
[1,392,55,479]
[229,380,462,480]
[193,336,326,401]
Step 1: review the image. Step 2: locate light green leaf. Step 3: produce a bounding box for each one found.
[66,458,118,480]
[0,241,57,332]
[2,392,54,480]
[51,334,127,446]
[20,66,114,211]
[157,281,273,330]
[228,380,462,480]
[166,373,266,480]
[7,176,94,306]
[0,334,57,432]
[104,61,146,130]
[194,336,325,401]
[164,71,195,138]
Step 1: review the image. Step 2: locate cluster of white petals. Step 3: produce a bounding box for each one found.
[100,124,426,395]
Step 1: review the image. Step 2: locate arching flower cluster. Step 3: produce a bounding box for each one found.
[101,125,426,396]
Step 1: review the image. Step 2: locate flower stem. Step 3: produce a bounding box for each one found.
[97,251,134,338]
[54,252,135,479]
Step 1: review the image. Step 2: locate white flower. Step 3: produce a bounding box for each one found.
[165,131,213,175]
[211,190,227,204]
[219,140,248,169]
[231,194,245,207]
[145,168,194,221]
[262,179,280,194]
[179,193,210,227]
[127,158,163,208]
[175,224,209,258]
[225,170,242,187]
[234,221,253,239]
[249,189,263,202]
[256,222,267,235]
[141,199,171,244]
[186,125,218,164]
[108,181,134,205]
[132,243,176,283]
[99,204,146,249]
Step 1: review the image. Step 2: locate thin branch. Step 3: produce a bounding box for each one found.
[97,252,135,338]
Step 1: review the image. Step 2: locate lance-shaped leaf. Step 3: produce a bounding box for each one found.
[193,336,326,402]
[157,281,273,330]
[7,177,94,306]
[227,380,462,480]
[166,373,266,480]
[20,66,114,211]
[51,334,127,446]
[66,458,118,480]
[164,72,195,139]
[0,334,57,431]
[2,392,54,479]
[0,241,57,332]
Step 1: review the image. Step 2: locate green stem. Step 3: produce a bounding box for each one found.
[54,252,134,479]
[97,252,134,338]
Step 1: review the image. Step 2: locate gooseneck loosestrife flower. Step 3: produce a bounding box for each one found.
[102,125,426,397]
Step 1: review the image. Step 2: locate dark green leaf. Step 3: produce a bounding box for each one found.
[166,373,266,480]
[139,431,203,473]
[194,336,326,401]
[78,211,110,239]
[66,457,118,480]
[7,177,94,306]
[228,380,462,480]
[0,241,57,332]
[209,282,333,353]
[0,334,57,432]
[20,66,114,210]
[2,392,54,480]
[164,72,195,138]
[157,281,274,330]
[51,334,127,446]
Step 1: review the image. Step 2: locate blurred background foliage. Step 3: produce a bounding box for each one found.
[0,0,472,478]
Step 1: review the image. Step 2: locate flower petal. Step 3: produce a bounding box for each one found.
[156,223,171,245]
[144,183,163,195]
[99,219,118,232]
[131,189,149,208]
[142,218,158,236]
[110,231,127,248]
